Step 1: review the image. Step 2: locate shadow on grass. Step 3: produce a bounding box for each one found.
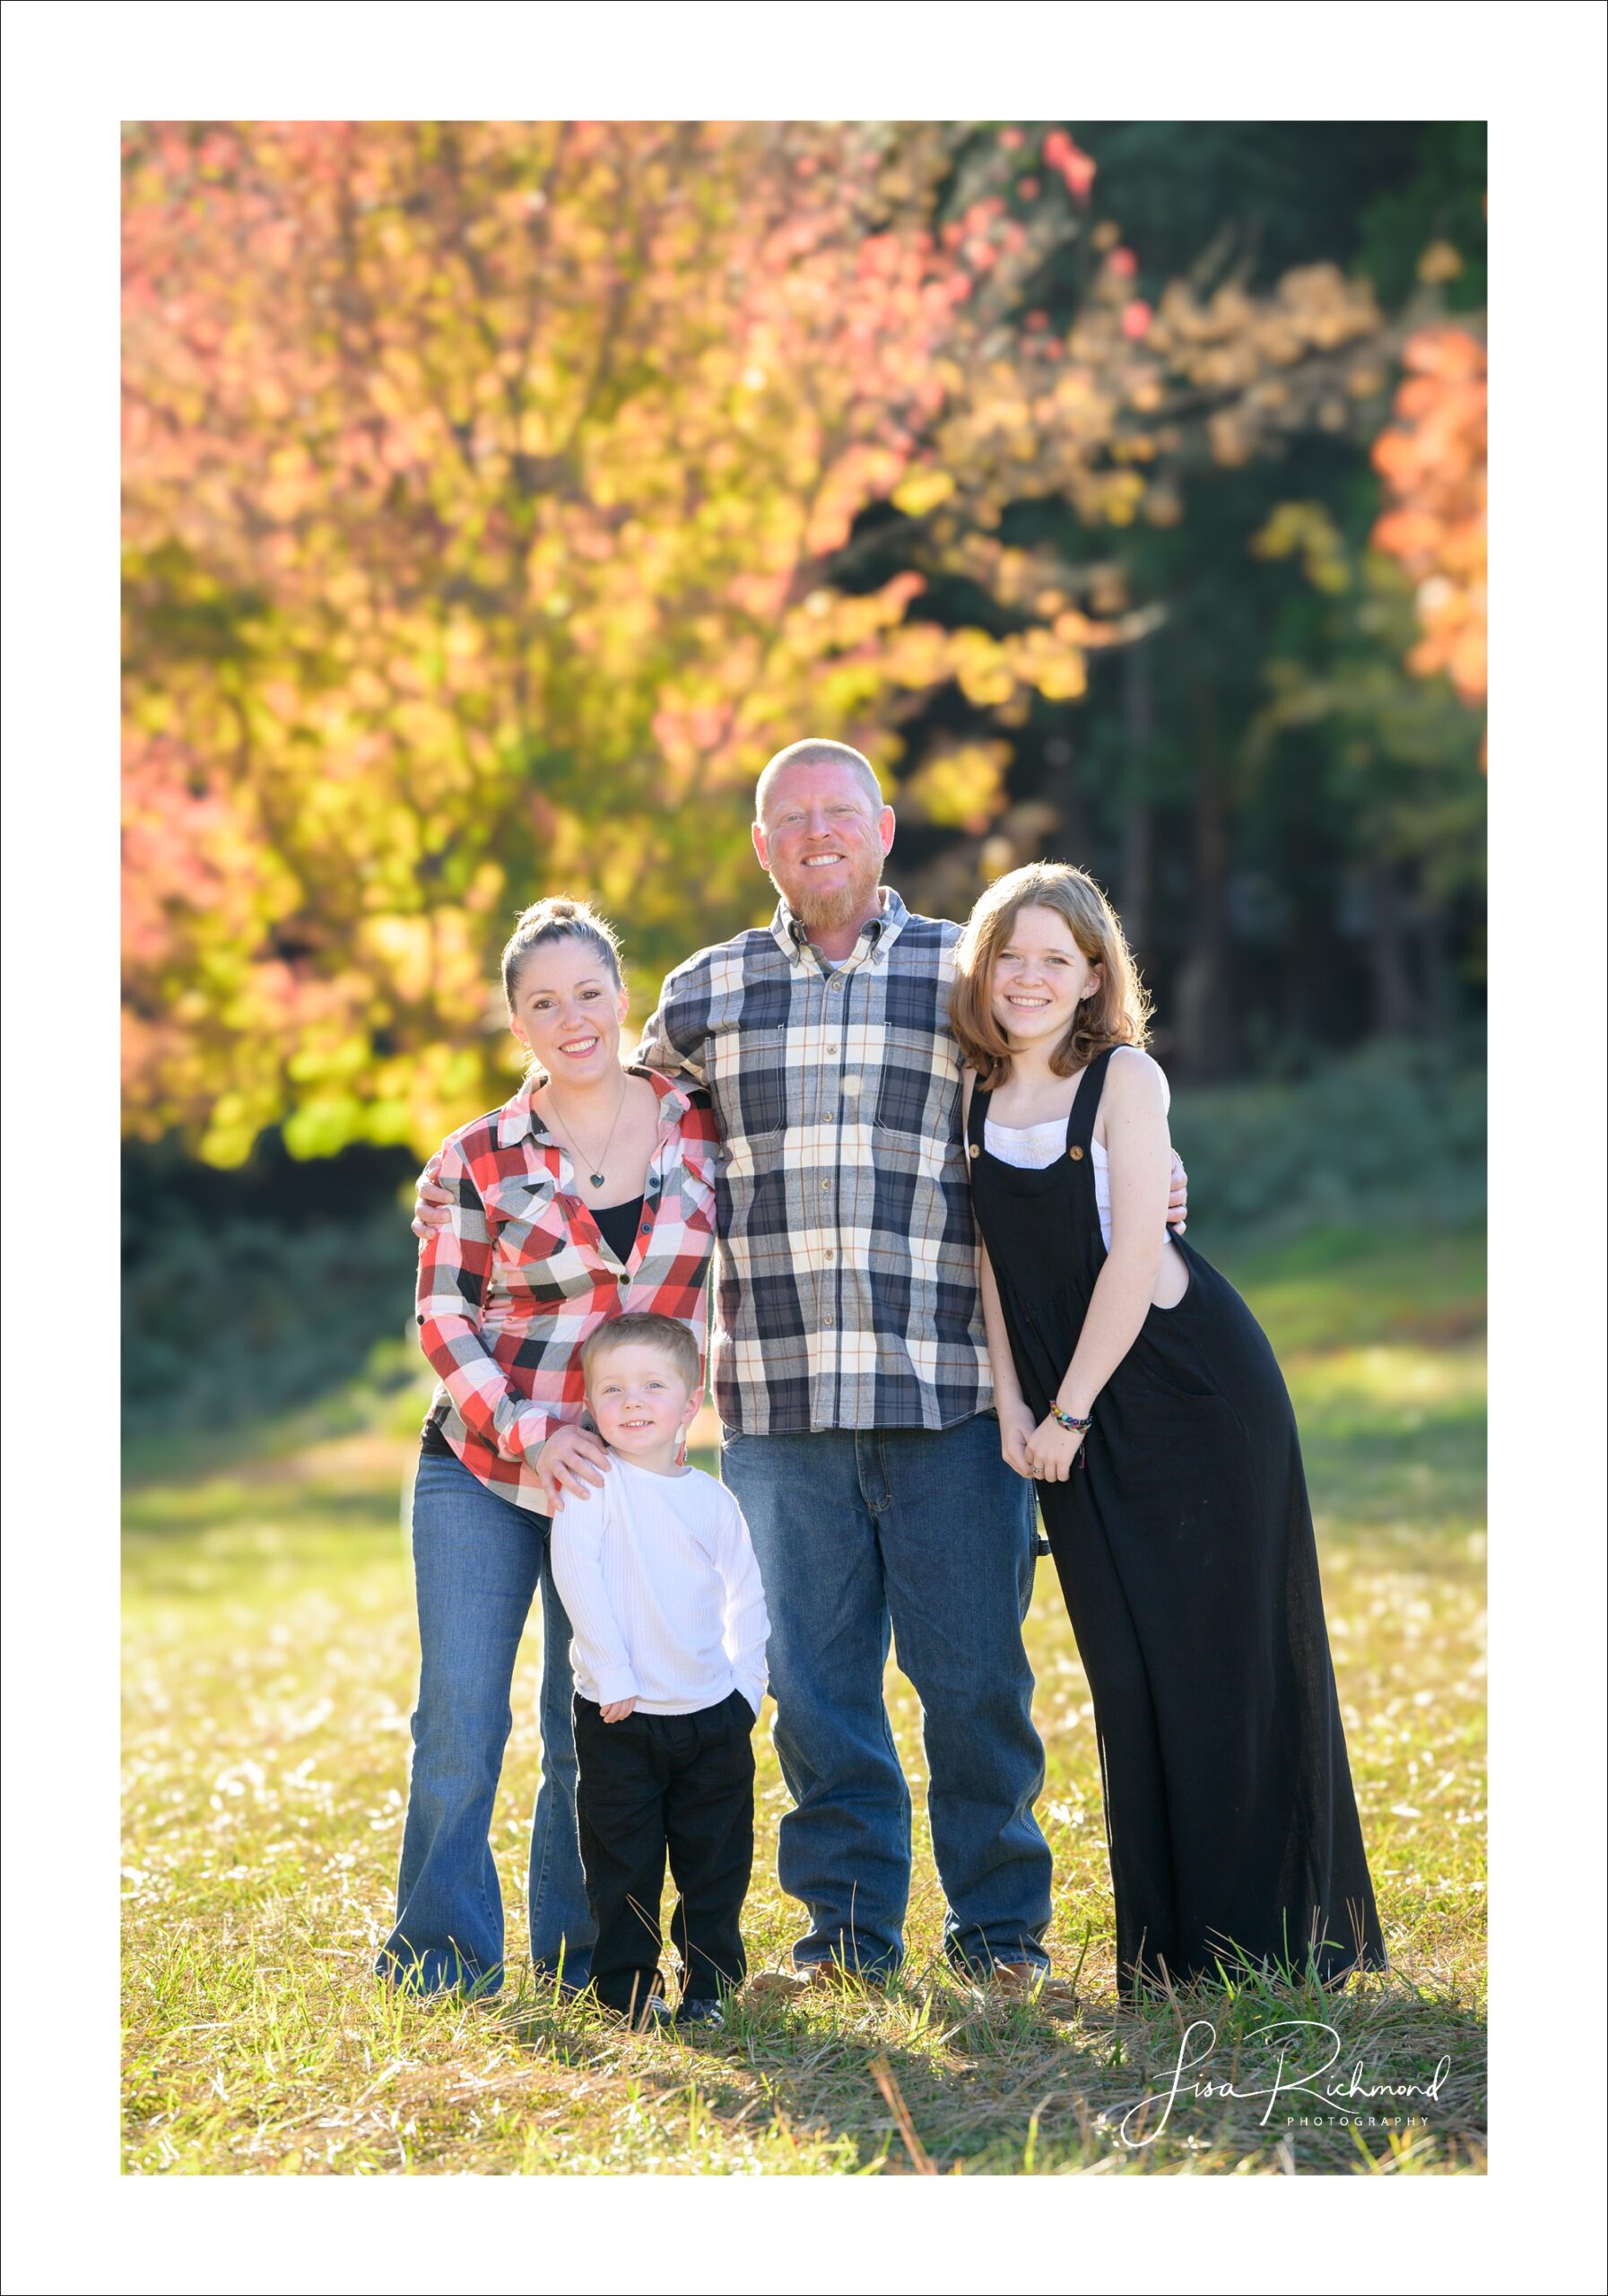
[488,1958,1486,2175]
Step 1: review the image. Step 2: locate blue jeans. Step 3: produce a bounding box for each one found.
[377,1450,595,1994]
[720,1412,1051,1981]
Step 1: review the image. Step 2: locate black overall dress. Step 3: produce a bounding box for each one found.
[967,1047,1386,1998]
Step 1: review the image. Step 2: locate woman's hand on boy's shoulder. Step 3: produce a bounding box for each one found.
[535,1423,612,1514]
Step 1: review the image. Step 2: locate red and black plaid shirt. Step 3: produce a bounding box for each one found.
[416,1067,717,1510]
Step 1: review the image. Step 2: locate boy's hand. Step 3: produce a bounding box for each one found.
[600,1698,637,1724]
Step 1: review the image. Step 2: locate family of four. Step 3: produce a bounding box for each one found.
[380,737,1385,2024]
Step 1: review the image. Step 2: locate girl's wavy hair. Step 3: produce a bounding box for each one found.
[949,862,1152,1089]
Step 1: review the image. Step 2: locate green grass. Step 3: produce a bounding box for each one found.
[122,1223,1485,2175]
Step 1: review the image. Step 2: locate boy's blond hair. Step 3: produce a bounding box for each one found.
[580,1311,701,1393]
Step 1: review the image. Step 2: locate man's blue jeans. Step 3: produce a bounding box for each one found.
[377,1450,595,1994]
[720,1412,1051,1981]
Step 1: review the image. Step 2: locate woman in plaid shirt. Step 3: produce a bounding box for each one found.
[377,898,718,1996]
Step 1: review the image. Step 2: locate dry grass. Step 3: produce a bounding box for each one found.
[122,1227,1485,2175]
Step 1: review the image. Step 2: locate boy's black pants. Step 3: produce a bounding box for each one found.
[573,1689,756,2014]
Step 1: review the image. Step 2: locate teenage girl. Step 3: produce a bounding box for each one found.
[951,862,1386,1999]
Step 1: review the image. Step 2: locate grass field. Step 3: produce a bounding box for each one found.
[122,1222,1485,2175]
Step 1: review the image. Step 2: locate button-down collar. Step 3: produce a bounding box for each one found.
[768,882,910,973]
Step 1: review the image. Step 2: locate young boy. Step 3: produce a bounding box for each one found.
[550,1311,769,2030]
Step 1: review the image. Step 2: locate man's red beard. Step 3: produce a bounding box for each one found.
[779,857,884,935]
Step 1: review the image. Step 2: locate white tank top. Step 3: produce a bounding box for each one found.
[984,1114,1114,1247]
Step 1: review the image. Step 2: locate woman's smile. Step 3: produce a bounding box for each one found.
[508,931,631,1080]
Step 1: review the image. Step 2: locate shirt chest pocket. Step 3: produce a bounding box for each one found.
[873,1023,961,1146]
[707,1019,788,1143]
[484,1178,595,1308]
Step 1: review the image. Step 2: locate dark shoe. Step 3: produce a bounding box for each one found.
[673,1996,726,2030]
[605,1989,672,2031]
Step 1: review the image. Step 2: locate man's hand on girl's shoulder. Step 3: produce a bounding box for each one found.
[1167,1150,1187,1233]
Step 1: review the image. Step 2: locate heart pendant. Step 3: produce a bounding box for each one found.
[589,1173,604,1188]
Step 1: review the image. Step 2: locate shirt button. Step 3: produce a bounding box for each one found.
[821,1178,832,1192]
[822,1312,835,1326]
[830,976,844,992]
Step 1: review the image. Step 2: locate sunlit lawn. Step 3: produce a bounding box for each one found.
[122,1224,1485,2175]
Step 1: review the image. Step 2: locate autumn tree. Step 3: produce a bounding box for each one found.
[1371,322,1487,713]
[928,122,1487,1072]
[124,119,1395,1161]
[122,122,1081,1160]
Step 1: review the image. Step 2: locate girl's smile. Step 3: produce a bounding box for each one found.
[987,905,1103,1050]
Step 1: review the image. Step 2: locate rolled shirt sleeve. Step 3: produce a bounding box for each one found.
[633,974,708,1087]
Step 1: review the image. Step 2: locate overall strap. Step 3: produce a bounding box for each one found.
[965,1072,991,1163]
[1065,1046,1118,1159]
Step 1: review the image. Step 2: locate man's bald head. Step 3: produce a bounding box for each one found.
[753,739,884,827]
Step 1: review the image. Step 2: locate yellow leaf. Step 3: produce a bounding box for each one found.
[891,468,956,518]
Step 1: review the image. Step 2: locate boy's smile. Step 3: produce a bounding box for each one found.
[586,1342,700,1473]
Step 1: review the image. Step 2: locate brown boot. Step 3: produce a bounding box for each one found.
[747,1961,882,2003]
[978,1961,1079,2019]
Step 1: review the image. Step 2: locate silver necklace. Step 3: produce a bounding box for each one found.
[543,1073,630,1190]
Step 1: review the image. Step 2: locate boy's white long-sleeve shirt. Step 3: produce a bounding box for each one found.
[549,1457,769,1718]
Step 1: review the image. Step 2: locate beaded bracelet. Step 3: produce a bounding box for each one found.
[1048,1404,1093,1433]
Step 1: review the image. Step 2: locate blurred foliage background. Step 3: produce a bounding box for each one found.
[122,120,1486,1442]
